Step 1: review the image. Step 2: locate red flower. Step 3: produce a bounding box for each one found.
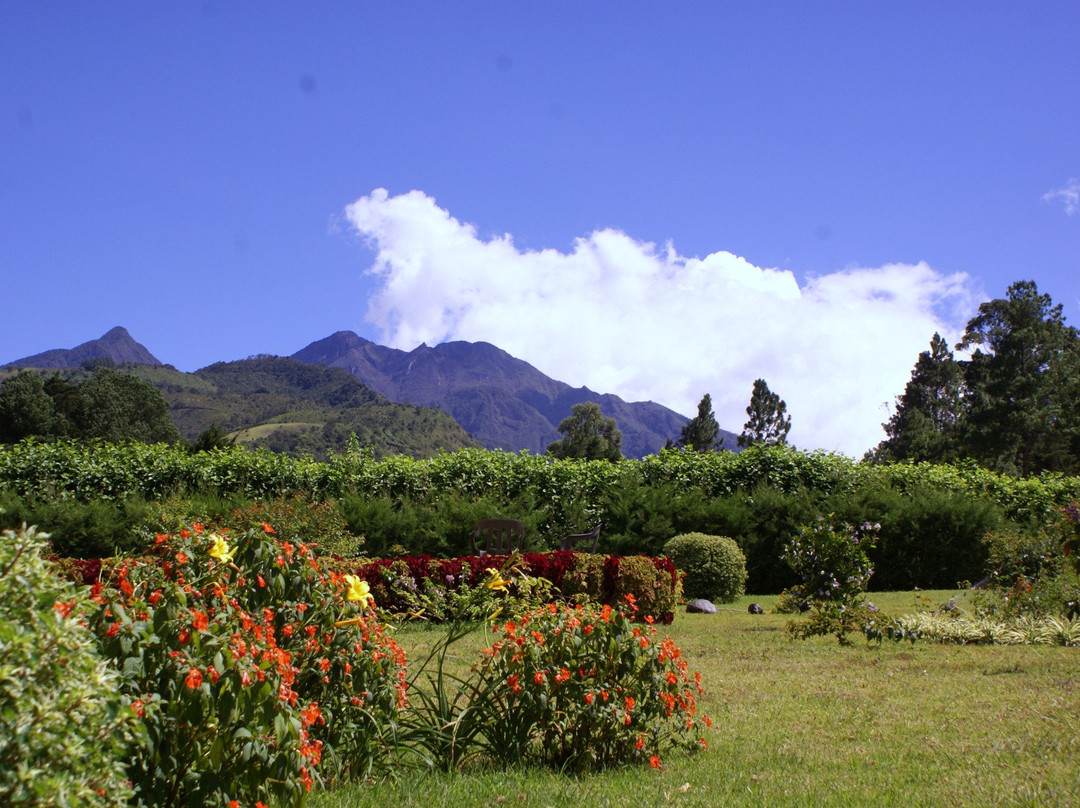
[131,699,145,717]
[184,667,203,689]
[53,601,74,619]
[533,671,546,685]
[261,521,276,535]
[649,755,662,769]
[176,552,188,564]
[192,611,209,631]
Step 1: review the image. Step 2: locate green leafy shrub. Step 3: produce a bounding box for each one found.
[557,553,607,605]
[972,514,1080,619]
[0,525,138,807]
[663,533,747,603]
[826,483,1002,591]
[0,493,151,558]
[89,522,408,805]
[783,515,880,643]
[475,599,710,771]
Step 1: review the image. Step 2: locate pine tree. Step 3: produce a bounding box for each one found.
[677,393,723,452]
[737,379,791,448]
[957,280,1080,476]
[870,332,964,463]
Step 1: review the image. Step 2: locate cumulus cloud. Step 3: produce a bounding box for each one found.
[345,188,978,456]
[1044,179,1080,215]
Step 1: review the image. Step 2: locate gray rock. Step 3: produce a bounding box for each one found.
[685,598,716,614]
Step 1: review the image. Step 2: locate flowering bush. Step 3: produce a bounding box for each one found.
[782,515,880,643]
[475,597,710,771]
[331,551,681,624]
[88,521,407,807]
[1,525,138,807]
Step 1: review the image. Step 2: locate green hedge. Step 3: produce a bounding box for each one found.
[6,440,1080,593]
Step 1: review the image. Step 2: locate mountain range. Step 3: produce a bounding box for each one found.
[4,327,738,459]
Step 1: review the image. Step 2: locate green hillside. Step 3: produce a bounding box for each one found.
[127,357,481,459]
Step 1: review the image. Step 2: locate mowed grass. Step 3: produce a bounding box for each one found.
[311,591,1080,808]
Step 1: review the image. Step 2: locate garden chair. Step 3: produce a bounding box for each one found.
[559,523,601,554]
[470,518,524,556]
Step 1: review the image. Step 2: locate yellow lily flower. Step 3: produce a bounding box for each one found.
[484,567,511,593]
[208,533,234,564]
[344,574,374,607]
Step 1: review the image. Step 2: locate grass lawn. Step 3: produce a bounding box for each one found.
[310,590,1080,808]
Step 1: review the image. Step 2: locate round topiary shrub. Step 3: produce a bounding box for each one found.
[663,532,747,603]
[0,524,138,807]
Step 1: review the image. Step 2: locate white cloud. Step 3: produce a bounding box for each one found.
[345,188,978,456]
[1043,179,1080,215]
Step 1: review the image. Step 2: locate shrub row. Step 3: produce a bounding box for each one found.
[57,549,683,626]
[5,440,1079,593]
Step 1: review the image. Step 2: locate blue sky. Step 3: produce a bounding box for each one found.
[3,2,1079,455]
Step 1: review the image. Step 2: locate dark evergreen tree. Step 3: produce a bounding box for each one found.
[677,393,723,452]
[547,401,623,461]
[0,371,59,443]
[956,280,1080,476]
[0,368,179,445]
[870,332,965,463]
[66,368,180,444]
[190,422,237,453]
[737,379,791,448]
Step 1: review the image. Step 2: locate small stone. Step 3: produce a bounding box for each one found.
[686,598,716,614]
[747,602,764,614]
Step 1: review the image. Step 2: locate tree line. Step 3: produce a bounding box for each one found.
[869,280,1080,477]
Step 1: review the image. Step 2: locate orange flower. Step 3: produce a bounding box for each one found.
[176,552,188,564]
[192,611,209,631]
[635,734,645,750]
[649,754,662,769]
[261,521,276,535]
[184,667,203,689]
[300,702,324,727]
[53,601,74,619]
[131,699,145,717]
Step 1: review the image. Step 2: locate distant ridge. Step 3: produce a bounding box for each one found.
[3,326,162,369]
[292,331,735,459]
